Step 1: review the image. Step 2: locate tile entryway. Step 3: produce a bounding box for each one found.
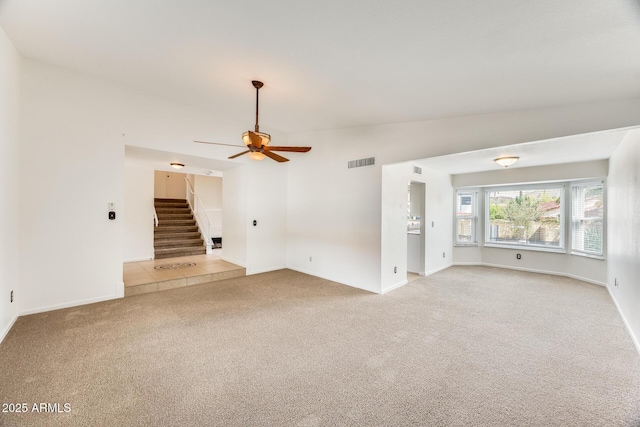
[123,253,245,297]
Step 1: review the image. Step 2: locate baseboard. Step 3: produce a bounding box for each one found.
[19,293,120,316]
[247,265,286,275]
[123,256,153,263]
[565,273,606,287]
[424,263,453,277]
[606,286,640,357]
[0,315,18,345]
[478,263,607,287]
[286,266,378,294]
[115,280,125,298]
[221,256,246,268]
[381,280,408,295]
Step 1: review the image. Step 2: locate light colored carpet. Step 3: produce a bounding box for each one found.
[1,266,639,426]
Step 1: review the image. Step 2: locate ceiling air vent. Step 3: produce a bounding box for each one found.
[348,157,375,169]
[413,166,422,174]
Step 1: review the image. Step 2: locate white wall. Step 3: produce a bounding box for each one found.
[221,166,247,267]
[194,175,222,208]
[287,139,383,293]
[422,168,454,276]
[381,163,413,293]
[124,162,154,262]
[381,163,453,293]
[607,129,640,353]
[16,58,270,314]
[222,161,287,274]
[11,55,640,319]
[20,61,126,312]
[287,101,639,293]
[154,170,186,199]
[0,26,21,342]
[452,159,609,188]
[246,161,287,274]
[453,159,609,285]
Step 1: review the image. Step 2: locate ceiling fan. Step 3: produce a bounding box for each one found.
[195,80,311,163]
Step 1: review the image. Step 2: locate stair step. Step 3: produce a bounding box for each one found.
[154,239,204,248]
[154,226,199,234]
[153,230,201,240]
[158,220,196,226]
[155,204,189,209]
[154,198,187,203]
[154,247,206,259]
[158,213,193,218]
[155,207,191,214]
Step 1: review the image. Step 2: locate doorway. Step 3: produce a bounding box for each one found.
[407,181,426,278]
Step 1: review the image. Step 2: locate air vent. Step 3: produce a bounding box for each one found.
[413,166,422,174]
[348,157,375,169]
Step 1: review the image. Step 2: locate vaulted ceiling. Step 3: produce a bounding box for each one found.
[2,0,640,139]
[2,1,640,176]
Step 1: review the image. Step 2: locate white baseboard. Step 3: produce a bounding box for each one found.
[381,280,408,295]
[115,281,125,298]
[424,263,454,277]
[123,256,153,263]
[247,265,286,275]
[20,293,120,316]
[466,262,607,287]
[221,256,246,268]
[286,266,378,294]
[606,286,640,357]
[0,315,18,345]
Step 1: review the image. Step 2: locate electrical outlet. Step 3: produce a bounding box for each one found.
[516,253,522,260]
[394,266,397,273]
[615,278,618,287]
[309,256,312,262]
[442,252,445,258]
[10,290,13,303]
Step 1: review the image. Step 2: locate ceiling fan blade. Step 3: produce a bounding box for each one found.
[248,131,263,148]
[228,150,250,159]
[264,146,312,153]
[195,140,245,148]
[263,150,289,162]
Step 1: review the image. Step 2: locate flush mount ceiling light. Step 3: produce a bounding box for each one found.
[494,156,519,168]
[170,163,185,169]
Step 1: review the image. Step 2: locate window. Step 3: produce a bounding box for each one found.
[571,182,604,257]
[456,190,477,244]
[486,185,564,250]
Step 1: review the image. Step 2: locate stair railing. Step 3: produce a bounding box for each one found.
[185,177,213,254]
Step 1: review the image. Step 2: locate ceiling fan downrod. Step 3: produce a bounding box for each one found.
[252,80,263,133]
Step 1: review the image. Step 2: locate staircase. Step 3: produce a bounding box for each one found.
[154,198,206,259]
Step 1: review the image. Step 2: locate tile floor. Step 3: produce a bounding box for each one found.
[123,252,245,297]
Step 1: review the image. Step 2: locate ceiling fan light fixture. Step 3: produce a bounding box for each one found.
[170,162,185,169]
[242,131,271,148]
[494,156,519,168]
[247,151,266,161]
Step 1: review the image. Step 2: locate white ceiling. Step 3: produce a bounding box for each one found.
[2,0,640,137]
[125,146,236,176]
[415,127,635,175]
[3,1,640,175]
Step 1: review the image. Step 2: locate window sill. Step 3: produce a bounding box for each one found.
[571,251,605,260]
[455,243,479,247]
[484,243,565,254]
